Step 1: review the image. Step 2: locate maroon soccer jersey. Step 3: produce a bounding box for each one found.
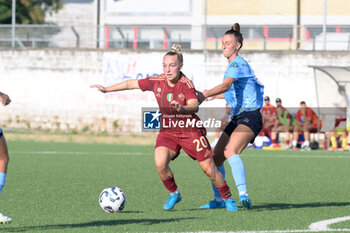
[138,72,205,137]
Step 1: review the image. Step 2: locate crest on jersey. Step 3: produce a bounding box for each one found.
[166,93,173,102]
[157,87,161,92]
[178,93,185,101]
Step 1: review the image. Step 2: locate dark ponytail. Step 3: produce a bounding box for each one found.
[225,23,243,49]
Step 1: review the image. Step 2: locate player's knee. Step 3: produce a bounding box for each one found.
[224,148,234,158]
[154,160,166,172]
[0,153,9,164]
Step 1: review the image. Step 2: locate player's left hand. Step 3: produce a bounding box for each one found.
[170,100,182,112]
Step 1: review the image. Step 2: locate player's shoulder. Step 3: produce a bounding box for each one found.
[148,74,166,81]
[179,75,195,89]
[229,56,246,67]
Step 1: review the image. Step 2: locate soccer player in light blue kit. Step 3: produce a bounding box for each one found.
[198,23,264,210]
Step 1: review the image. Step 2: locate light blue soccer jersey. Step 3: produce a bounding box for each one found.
[223,56,264,116]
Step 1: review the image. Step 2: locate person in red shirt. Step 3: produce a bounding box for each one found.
[260,96,276,138]
[90,44,237,211]
[292,101,322,150]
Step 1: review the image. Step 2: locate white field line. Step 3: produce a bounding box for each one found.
[309,216,350,231]
[11,151,146,156]
[196,216,350,233]
[245,154,350,159]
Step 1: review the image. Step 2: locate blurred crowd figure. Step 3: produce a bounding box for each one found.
[260,96,276,139]
[291,101,322,150]
[270,98,295,149]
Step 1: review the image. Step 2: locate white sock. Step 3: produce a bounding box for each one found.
[239,191,248,196]
[292,140,297,147]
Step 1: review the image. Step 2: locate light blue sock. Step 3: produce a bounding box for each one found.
[0,172,6,194]
[212,164,225,200]
[227,154,247,195]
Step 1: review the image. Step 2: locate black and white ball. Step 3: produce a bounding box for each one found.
[99,186,126,213]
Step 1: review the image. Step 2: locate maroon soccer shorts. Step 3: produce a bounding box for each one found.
[155,131,214,161]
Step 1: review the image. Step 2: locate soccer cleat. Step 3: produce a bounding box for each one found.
[163,192,182,210]
[292,147,299,151]
[240,194,253,210]
[0,213,12,224]
[271,143,281,148]
[224,199,238,212]
[199,200,226,209]
[328,147,337,151]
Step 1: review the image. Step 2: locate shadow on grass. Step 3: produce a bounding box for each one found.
[253,202,350,211]
[0,217,199,232]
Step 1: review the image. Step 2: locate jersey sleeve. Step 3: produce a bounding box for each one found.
[184,80,197,101]
[224,62,240,79]
[138,77,155,92]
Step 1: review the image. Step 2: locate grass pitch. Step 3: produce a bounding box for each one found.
[0,139,350,232]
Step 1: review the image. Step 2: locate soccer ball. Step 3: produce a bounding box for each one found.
[99,186,126,213]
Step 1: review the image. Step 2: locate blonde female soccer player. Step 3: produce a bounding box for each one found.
[198,23,264,210]
[91,44,238,211]
[0,91,12,223]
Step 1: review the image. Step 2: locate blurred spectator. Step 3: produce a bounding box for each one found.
[211,104,231,148]
[271,98,295,149]
[260,96,276,138]
[326,104,348,151]
[292,101,322,150]
[327,113,348,151]
[275,97,282,107]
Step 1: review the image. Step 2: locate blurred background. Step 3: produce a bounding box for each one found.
[0,0,349,142]
[1,0,350,51]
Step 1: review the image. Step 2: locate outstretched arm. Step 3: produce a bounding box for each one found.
[203,78,235,99]
[90,79,140,93]
[0,92,11,106]
[197,91,225,104]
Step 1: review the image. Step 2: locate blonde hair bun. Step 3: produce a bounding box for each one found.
[170,44,182,54]
[231,23,240,33]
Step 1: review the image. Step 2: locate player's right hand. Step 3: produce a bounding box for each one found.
[90,84,107,93]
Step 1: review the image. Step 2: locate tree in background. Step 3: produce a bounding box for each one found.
[0,0,63,24]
